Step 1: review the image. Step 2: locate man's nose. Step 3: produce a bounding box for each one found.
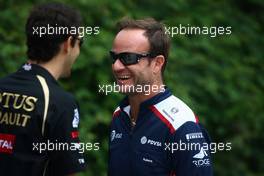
[112,59,126,71]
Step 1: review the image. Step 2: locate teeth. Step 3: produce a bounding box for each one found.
[118,76,130,79]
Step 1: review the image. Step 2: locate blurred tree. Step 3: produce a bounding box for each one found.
[0,0,263,175]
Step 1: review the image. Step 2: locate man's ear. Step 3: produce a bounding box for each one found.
[62,36,74,53]
[153,55,165,74]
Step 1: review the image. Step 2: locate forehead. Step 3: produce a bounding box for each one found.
[112,29,150,53]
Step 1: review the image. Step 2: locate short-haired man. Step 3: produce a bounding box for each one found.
[0,3,86,176]
[108,18,213,176]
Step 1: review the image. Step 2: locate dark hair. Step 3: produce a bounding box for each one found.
[26,2,82,62]
[117,17,170,74]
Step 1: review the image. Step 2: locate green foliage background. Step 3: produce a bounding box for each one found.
[0,0,263,175]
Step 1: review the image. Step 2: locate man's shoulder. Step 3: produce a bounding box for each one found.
[50,85,76,106]
[112,106,121,119]
[150,95,197,133]
[0,71,40,94]
[0,72,18,83]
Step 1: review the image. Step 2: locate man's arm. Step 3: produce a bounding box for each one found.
[46,99,87,175]
[170,122,213,176]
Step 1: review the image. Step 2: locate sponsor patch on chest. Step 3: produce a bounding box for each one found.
[0,133,16,154]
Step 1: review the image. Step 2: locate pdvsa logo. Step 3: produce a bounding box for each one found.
[140,136,162,147]
[110,130,122,142]
[141,136,147,144]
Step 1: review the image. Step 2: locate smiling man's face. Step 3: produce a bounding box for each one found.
[111,29,155,95]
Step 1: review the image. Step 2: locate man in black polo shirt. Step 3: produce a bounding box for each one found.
[0,2,86,176]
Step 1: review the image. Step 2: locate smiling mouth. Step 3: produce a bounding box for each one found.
[117,75,131,81]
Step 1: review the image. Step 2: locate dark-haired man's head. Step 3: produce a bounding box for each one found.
[26,2,83,78]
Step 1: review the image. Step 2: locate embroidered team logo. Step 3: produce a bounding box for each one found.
[22,63,32,71]
[111,130,116,142]
[193,147,208,159]
[78,158,85,164]
[0,133,16,154]
[110,130,122,142]
[170,107,179,114]
[186,132,204,141]
[192,147,211,167]
[140,136,147,144]
[140,136,161,147]
[72,108,80,128]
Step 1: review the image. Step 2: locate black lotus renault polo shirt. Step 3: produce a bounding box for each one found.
[0,63,86,176]
[108,89,213,176]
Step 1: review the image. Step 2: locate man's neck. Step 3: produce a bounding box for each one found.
[28,56,63,80]
[128,82,164,122]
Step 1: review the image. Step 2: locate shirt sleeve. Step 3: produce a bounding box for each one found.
[170,121,213,176]
[46,99,87,175]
